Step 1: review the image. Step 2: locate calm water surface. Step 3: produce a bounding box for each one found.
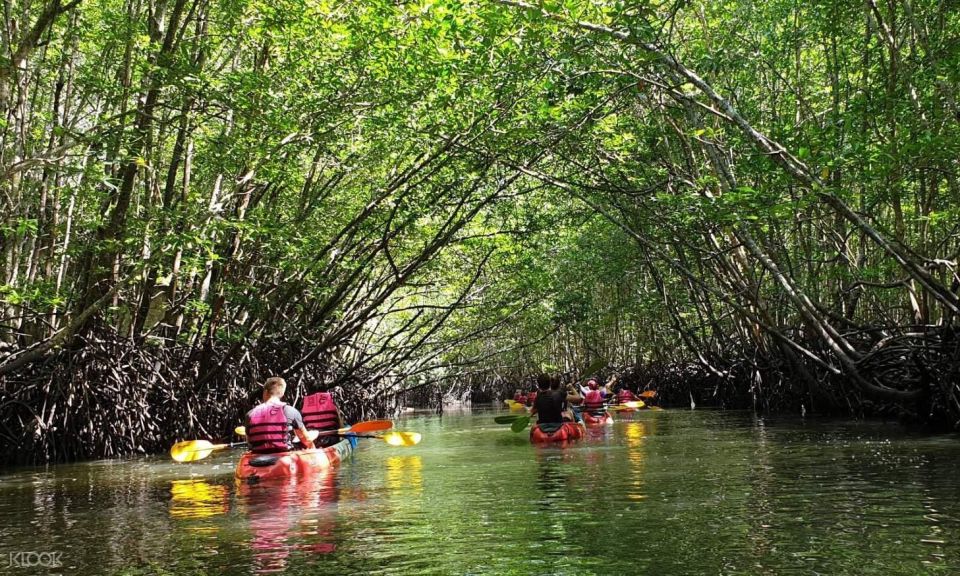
[1,408,959,575]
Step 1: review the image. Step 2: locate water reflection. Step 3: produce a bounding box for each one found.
[237,467,342,574]
[385,456,423,492]
[624,420,647,501]
[169,479,229,520]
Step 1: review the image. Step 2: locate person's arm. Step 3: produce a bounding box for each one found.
[566,385,582,405]
[604,376,617,395]
[288,407,315,449]
[294,426,315,449]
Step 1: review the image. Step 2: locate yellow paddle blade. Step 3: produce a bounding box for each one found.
[382,431,421,446]
[170,440,222,463]
[234,426,245,436]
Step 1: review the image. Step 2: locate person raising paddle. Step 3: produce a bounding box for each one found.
[245,377,315,454]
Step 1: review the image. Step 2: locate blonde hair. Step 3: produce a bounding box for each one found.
[263,377,286,398]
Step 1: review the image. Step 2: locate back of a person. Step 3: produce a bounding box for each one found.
[534,388,565,424]
[583,389,605,415]
[246,402,293,454]
[301,392,341,448]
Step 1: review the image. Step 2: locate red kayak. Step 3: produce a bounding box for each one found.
[582,411,613,426]
[235,437,353,484]
[530,421,585,443]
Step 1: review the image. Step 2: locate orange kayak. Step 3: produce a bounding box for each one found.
[235,437,354,485]
[530,421,585,443]
[582,411,613,426]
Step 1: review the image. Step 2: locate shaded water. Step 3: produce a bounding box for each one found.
[1,408,959,575]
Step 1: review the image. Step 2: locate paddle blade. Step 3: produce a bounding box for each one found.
[350,420,393,433]
[639,390,657,399]
[510,415,531,433]
[235,426,246,436]
[583,358,607,376]
[382,431,421,446]
[494,415,522,424]
[170,440,217,463]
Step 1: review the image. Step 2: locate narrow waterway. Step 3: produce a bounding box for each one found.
[1,408,959,575]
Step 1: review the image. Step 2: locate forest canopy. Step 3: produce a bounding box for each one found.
[1,0,959,462]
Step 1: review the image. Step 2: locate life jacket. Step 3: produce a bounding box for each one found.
[526,391,537,407]
[584,389,605,414]
[618,389,637,403]
[247,402,292,454]
[301,392,339,432]
[513,393,527,404]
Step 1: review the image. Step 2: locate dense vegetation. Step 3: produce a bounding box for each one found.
[1,0,958,463]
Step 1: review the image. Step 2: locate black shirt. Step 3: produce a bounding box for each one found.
[533,389,567,424]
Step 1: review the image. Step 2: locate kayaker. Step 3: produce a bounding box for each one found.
[513,389,528,405]
[300,390,345,448]
[530,374,581,424]
[581,379,607,417]
[617,386,638,404]
[245,377,315,454]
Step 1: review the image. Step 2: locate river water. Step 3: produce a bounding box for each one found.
[1,408,958,575]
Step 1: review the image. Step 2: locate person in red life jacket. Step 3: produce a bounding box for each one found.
[245,377,315,454]
[300,390,345,448]
[580,378,608,417]
[617,385,638,404]
[525,388,537,408]
[513,389,528,405]
[530,374,581,425]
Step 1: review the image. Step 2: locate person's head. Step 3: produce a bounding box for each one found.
[549,376,562,391]
[586,378,599,390]
[536,374,552,391]
[262,377,286,401]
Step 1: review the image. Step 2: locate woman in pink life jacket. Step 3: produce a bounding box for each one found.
[581,378,607,417]
[245,377,315,454]
[300,390,345,448]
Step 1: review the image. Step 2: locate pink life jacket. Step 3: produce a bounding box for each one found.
[247,402,291,453]
[301,392,339,432]
[584,389,605,414]
[618,389,637,403]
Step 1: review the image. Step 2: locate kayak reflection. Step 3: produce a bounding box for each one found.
[237,466,342,574]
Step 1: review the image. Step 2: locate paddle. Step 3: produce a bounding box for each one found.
[608,400,646,411]
[348,431,422,446]
[494,414,524,424]
[234,419,393,437]
[170,440,247,462]
[171,429,324,462]
[639,390,657,399]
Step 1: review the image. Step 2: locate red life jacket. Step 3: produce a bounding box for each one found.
[247,402,291,454]
[514,393,527,404]
[526,391,537,407]
[584,389,605,413]
[301,392,339,432]
[618,389,637,403]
